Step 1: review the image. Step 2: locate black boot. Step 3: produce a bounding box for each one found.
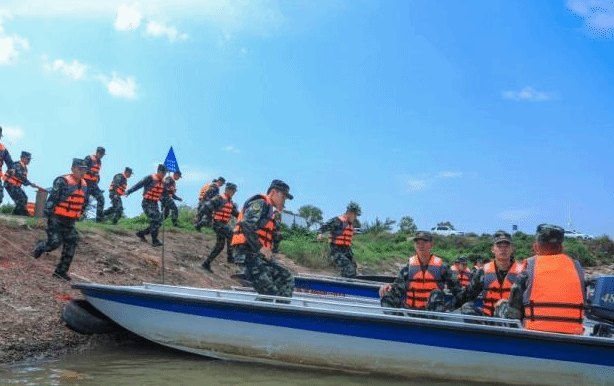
[202,260,213,273]
[33,242,45,259]
[136,231,147,242]
[53,270,71,281]
[152,239,163,247]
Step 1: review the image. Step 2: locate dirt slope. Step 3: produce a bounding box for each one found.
[0,217,320,365]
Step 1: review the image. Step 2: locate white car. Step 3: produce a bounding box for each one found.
[564,230,594,240]
[430,226,464,236]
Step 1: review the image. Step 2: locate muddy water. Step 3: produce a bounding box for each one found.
[0,342,494,386]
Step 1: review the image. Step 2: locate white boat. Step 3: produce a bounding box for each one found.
[72,282,614,386]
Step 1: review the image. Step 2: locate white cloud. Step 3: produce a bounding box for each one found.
[145,21,188,41]
[406,179,428,193]
[179,168,213,183]
[43,59,88,80]
[503,87,551,101]
[0,35,29,65]
[567,0,614,39]
[99,73,138,99]
[0,126,24,145]
[403,170,463,193]
[439,171,462,178]
[223,146,241,154]
[115,3,142,31]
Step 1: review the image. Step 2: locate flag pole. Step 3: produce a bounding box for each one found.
[161,171,167,284]
[161,145,180,285]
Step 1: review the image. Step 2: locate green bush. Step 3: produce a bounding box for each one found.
[0,204,14,214]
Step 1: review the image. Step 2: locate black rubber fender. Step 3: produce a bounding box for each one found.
[61,299,121,334]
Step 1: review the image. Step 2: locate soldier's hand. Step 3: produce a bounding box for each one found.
[259,247,273,261]
[317,233,323,242]
[178,197,183,202]
[379,284,392,297]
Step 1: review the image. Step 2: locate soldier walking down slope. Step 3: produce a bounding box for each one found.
[231,179,295,297]
[82,146,106,222]
[102,167,132,224]
[161,171,183,227]
[3,151,44,216]
[0,126,14,205]
[195,177,225,228]
[317,202,362,278]
[33,158,88,281]
[124,164,167,247]
[201,182,239,272]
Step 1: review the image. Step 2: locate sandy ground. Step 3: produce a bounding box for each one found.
[0,216,327,366]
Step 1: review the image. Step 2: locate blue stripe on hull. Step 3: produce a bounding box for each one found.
[82,288,614,368]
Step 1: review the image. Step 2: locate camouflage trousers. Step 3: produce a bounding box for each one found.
[161,196,178,225]
[492,299,523,320]
[0,183,4,205]
[103,191,123,224]
[205,222,233,263]
[34,215,78,275]
[330,245,357,278]
[139,199,162,240]
[460,301,486,316]
[4,183,28,216]
[241,251,294,297]
[84,182,105,221]
[380,285,448,312]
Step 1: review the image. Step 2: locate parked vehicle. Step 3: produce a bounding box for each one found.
[564,230,594,240]
[430,225,464,236]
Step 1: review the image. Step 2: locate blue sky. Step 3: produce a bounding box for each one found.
[1,0,613,237]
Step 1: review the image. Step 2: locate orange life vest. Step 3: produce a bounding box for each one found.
[329,215,354,247]
[231,194,276,249]
[199,183,213,201]
[163,176,177,197]
[404,255,444,309]
[53,174,87,219]
[84,155,102,183]
[522,254,585,334]
[213,194,234,224]
[143,174,164,202]
[451,265,472,288]
[5,161,27,187]
[109,172,128,196]
[481,261,522,316]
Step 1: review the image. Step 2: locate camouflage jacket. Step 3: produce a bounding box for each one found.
[0,144,13,173]
[200,194,239,223]
[236,196,280,252]
[44,174,89,219]
[162,176,181,200]
[455,265,515,307]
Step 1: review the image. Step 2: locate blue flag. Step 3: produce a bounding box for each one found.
[164,146,180,173]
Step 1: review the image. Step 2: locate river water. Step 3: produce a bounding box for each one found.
[1,340,495,386]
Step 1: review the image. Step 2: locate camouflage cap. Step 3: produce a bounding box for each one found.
[174,171,182,177]
[157,164,167,173]
[455,255,467,263]
[217,176,226,184]
[72,158,87,169]
[21,151,31,159]
[268,179,293,200]
[124,167,133,174]
[492,230,512,244]
[413,231,433,242]
[226,182,237,191]
[536,223,564,244]
[96,146,106,155]
[346,201,362,216]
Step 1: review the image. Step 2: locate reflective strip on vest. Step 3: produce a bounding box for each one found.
[53,174,86,219]
[451,265,472,288]
[109,173,127,195]
[329,215,354,247]
[84,155,101,183]
[143,174,164,202]
[523,255,585,335]
[481,261,521,316]
[199,183,212,201]
[213,198,234,224]
[404,255,444,309]
[5,161,26,187]
[231,194,276,249]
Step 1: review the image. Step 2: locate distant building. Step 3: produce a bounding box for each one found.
[280,210,308,228]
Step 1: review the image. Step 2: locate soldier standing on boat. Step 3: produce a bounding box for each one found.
[201,182,239,272]
[82,147,106,222]
[379,231,462,311]
[317,202,362,278]
[231,179,295,297]
[454,231,523,316]
[161,171,183,227]
[494,224,585,335]
[33,158,88,281]
[102,167,132,224]
[450,255,472,289]
[0,126,14,206]
[3,151,44,216]
[125,164,167,247]
[195,177,225,230]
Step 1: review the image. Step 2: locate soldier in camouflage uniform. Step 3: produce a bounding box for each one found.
[195,177,225,228]
[455,231,523,316]
[82,147,106,222]
[0,126,14,205]
[4,151,43,216]
[317,202,362,278]
[125,164,167,247]
[102,167,132,224]
[379,231,461,312]
[231,179,294,297]
[161,171,183,227]
[201,183,239,272]
[494,224,586,335]
[33,159,88,281]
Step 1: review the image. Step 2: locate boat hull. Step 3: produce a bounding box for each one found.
[74,283,614,386]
